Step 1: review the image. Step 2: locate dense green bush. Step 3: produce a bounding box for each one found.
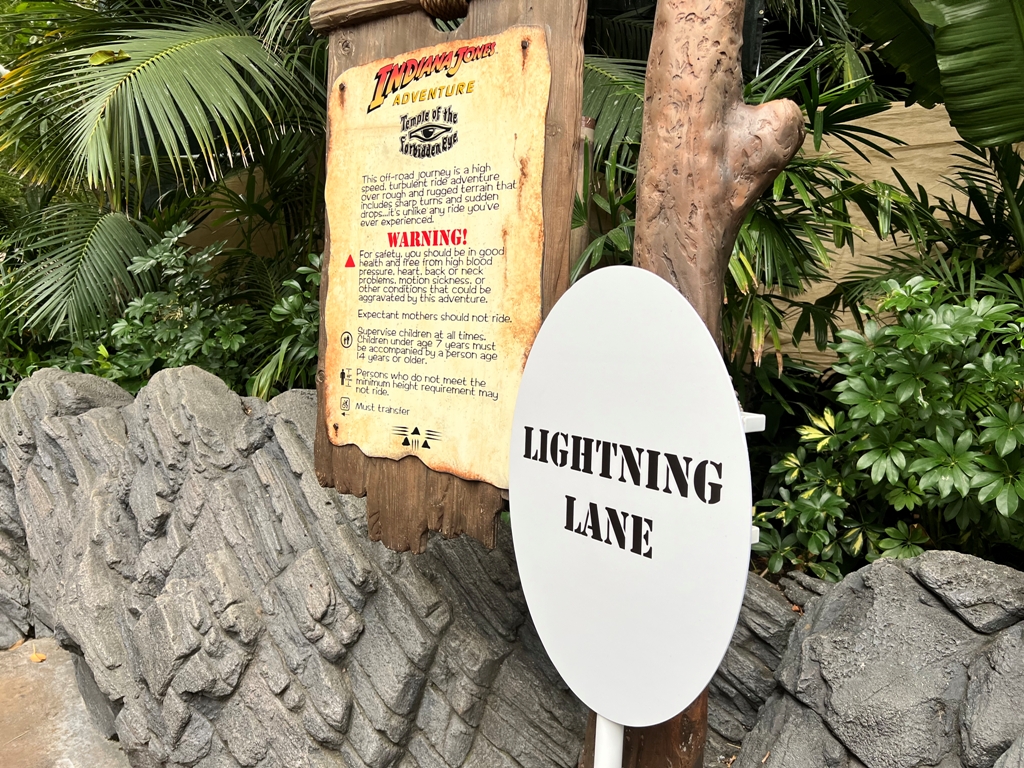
[756,277,1024,579]
[102,225,255,391]
[0,225,321,398]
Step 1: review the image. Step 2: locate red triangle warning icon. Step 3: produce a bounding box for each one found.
[345,255,356,268]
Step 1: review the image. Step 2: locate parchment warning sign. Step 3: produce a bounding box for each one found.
[323,27,551,489]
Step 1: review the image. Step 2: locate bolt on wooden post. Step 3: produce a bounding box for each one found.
[311,0,586,553]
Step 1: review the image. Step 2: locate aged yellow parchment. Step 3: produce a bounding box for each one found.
[324,27,550,489]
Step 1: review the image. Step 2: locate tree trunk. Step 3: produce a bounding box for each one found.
[581,0,804,766]
[634,0,805,345]
[579,690,709,768]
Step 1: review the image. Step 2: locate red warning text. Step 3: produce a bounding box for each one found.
[387,229,468,248]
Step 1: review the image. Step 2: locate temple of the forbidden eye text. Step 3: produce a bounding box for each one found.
[521,426,724,505]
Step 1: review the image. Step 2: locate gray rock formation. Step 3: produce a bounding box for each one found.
[706,573,797,757]
[0,368,585,768]
[737,553,1024,768]
[22,366,1024,768]
[997,734,1024,768]
[736,691,867,768]
[909,552,1024,634]
[0,367,796,768]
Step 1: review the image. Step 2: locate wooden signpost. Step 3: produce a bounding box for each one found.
[311,0,586,553]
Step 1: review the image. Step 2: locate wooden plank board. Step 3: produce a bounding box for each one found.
[314,0,586,553]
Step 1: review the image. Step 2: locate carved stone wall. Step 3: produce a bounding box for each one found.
[0,366,805,768]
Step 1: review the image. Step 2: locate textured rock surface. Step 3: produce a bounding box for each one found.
[707,573,796,746]
[14,367,1024,768]
[909,551,1024,634]
[0,368,586,768]
[19,367,1024,768]
[780,561,983,766]
[737,556,1024,768]
[0,637,130,768]
[962,625,1024,767]
[0,367,797,768]
[734,691,866,768]
[997,735,1024,768]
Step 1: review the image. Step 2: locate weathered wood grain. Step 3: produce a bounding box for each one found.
[311,0,470,29]
[314,0,586,554]
[310,0,420,32]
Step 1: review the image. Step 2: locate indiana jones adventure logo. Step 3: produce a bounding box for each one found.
[400,107,459,159]
[367,42,497,113]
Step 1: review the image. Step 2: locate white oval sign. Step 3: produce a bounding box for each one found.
[509,266,752,727]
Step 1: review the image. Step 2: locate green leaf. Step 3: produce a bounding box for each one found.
[846,0,943,106]
[856,449,886,470]
[88,49,131,66]
[886,480,925,510]
[841,528,867,556]
[4,204,155,338]
[997,484,1020,515]
[586,12,654,61]
[921,0,1024,147]
[606,225,632,252]
[582,56,646,163]
[1,17,321,195]
[978,479,1005,504]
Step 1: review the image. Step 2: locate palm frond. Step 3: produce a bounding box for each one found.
[746,46,817,103]
[767,0,852,40]
[846,0,943,106]
[582,56,646,162]
[219,248,297,309]
[249,331,316,399]
[254,0,328,102]
[0,15,321,196]
[586,13,654,60]
[5,203,155,338]
[920,0,1024,147]
[746,46,901,159]
[255,0,314,52]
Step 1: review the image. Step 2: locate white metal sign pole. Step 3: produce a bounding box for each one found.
[594,716,624,768]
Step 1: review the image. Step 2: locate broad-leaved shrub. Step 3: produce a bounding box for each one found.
[757,277,1024,579]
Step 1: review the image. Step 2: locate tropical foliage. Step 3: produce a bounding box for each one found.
[848,0,1024,146]
[576,42,919,429]
[835,143,1024,305]
[98,225,319,397]
[1,0,1023,572]
[753,133,1024,576]
[0,0,326,397]
[581,0,1024,573]
[757,276,1024,578]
